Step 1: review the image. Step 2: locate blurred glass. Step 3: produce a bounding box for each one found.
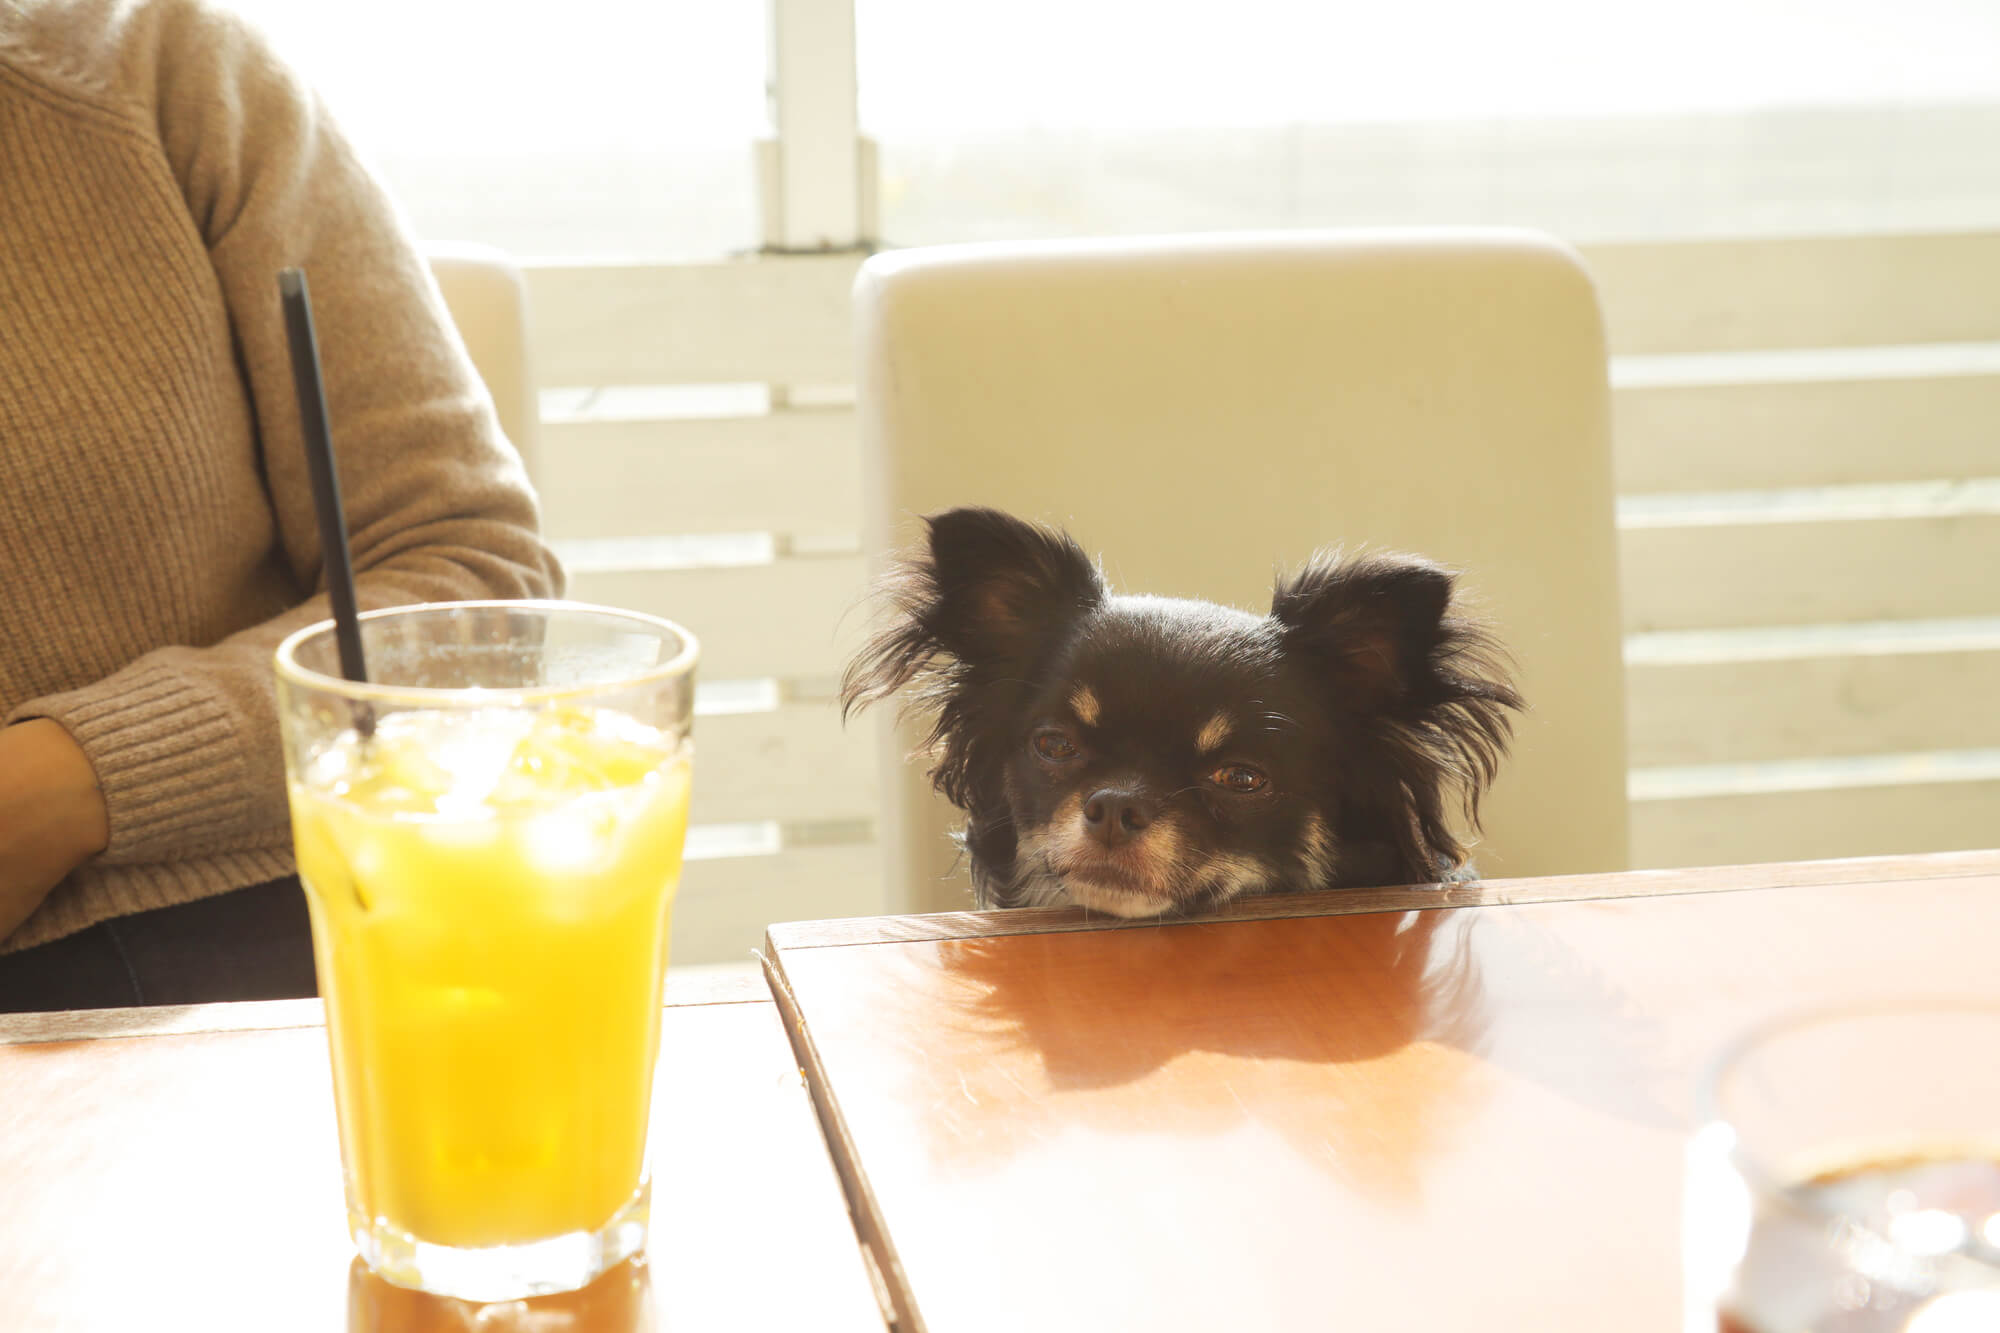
[1686,1003,2000,1333]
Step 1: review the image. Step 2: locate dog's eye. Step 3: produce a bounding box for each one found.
[1032,729,1079,763]
[1209,764,1268,794]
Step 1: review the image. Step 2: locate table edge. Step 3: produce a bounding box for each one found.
[0,965,773,1046]
[762,952,930,1333]
[763,848,2000,952]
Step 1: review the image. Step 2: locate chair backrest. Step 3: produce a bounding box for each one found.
[427,244,540,479]
[853,228,1629,913]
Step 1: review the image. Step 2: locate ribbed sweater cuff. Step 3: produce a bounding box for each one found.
[10,663,253,862]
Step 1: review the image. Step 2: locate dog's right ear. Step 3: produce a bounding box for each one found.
[923,507,1105,672]
[841,506,1104,720]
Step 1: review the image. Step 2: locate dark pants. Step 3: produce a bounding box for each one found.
[0,878,319,1013]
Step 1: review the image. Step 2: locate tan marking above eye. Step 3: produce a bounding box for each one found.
[1070,687,1101,726]
[1196,712,1233,752]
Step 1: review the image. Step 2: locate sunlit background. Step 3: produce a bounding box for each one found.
[205,0,2000,953]
[224,0,2000,256]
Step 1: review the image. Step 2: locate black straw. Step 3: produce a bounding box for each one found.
[279,269,373,728]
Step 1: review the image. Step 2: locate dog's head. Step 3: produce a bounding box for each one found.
[842,507,1522,916]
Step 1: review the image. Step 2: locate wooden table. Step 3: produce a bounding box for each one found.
[762,850,2000,1333]
[0,972,886,1333]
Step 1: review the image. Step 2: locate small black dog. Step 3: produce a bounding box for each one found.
[842,507,1524,918]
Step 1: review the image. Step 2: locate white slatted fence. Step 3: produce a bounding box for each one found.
[523,254,878,966]
[1590,229,2000,867]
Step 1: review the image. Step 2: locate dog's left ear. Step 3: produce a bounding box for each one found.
[1270,552,1475,715]
[1270,550,1524,856]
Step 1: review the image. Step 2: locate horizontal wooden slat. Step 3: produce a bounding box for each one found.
[567,554,869,680]
[1632,776,2000,869]
[692,704,876,825]
[670,843,887,966]
[538,408,860,540]
[1613,371,2000,493]
[520,236,2000,381]
[524,253,862,388]
[1582,231,2000,356]
[1619,512,2000,632]
[1627,646,2000,767]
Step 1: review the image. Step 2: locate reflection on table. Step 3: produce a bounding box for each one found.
[765,850,2000,1333]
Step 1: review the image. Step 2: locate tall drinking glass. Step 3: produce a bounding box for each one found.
[276,601,696,1301]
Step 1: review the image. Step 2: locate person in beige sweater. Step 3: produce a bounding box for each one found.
[0,0,564,1007]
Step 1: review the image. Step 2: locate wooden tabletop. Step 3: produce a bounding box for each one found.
[762,849,2000,1333]
[0,973,886,1333]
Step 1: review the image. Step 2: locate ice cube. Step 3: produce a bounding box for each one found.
[519,800,622,877]
[488,706,667,810]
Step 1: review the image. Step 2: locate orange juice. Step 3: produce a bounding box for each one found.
[289,705,691,1249]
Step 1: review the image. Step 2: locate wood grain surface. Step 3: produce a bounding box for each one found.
[0,996,884,1333]
[765,853,2000,1333]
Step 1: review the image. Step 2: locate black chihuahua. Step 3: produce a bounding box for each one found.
[841,507,1524,918]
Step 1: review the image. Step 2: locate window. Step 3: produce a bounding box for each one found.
[856,0,2000,245]
[221,1,767,258]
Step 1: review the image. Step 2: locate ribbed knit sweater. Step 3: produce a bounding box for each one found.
[0,0,563,951]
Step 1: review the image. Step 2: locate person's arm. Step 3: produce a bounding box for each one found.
[2,2,562,925]
[0,721,111,943]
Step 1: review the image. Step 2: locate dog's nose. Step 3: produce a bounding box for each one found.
[1082,788,1153,847]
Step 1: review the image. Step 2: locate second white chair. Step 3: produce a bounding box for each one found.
[852,228,1630,913]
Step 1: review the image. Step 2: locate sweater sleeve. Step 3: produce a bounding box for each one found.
[6,0,564,865]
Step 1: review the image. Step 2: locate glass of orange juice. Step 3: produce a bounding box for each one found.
[275,600,696,1301]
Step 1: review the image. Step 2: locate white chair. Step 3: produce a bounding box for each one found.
[427,244,539,481]
[853,228,1629,913]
